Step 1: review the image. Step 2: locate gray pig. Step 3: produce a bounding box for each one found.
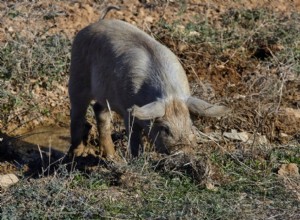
[68,7,229,158]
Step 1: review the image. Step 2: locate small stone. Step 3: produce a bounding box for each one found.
[188,31,200,37]
[278,163,299,177]
[206,182,218,191]
[175,25,185,33]
[223,129,249,142]
[0,174,19,188]
[8,27,14,33]
[144,16,154,23]
[178,42,188,52]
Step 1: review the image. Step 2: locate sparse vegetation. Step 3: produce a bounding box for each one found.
[0,35,70,128]
[1,151,299,219]
[0,0,299,219]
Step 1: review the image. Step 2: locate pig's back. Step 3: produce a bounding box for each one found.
[73,19,191,114]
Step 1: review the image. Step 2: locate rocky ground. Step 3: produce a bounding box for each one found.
[0,0,299,219]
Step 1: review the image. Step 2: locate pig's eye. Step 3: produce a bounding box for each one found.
[161,125,171,136]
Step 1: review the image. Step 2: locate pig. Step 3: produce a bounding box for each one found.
[68,7,229,158]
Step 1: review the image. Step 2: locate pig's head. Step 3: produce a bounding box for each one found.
[131,98,195,153]
[131,97,229,154]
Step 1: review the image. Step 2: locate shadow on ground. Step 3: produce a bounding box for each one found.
[0,128,107,177]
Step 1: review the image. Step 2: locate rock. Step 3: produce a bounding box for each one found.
[223,129,249,142]
[284,108,300,119]
[144,16,154,23]
[223,130,269,145]
[188,30,200,37]
[8,26,14,33]
[252,134,269,145]
[178,42,188,52]
[278,163,299,177]
[206,182,218,191]
[175,24,185,33]
[279,132,290,143]
[0,174,19,188]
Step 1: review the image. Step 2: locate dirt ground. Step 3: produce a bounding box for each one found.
[0,0,299,174]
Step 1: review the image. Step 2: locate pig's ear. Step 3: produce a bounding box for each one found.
[186,96,230,117]
[129,101,165,120]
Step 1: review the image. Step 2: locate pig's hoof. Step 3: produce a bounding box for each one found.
[104,152,125,165]
[73,143,86,157]
[83,147,97,157]
[71,143,98,157]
